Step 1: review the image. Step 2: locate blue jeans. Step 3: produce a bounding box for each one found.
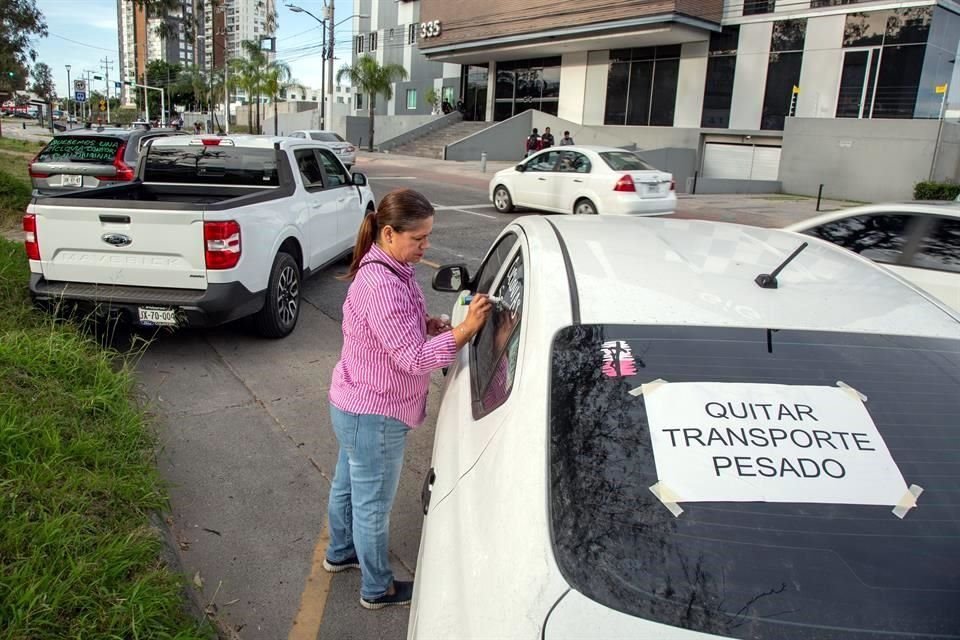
[327,404,410,600]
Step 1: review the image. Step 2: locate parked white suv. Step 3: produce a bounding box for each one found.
[288,130,356,169]
[26,135,375,337]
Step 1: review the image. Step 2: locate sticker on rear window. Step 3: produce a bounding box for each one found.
[601,340,637,377]
[639,381,920,517]
[38,137,121,163]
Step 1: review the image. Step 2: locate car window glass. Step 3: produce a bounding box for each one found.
[316,148,348,186]
[310,132,344,142]
[911,217,960,272]
[600,151,655,171]
[474,233,518,295]
[559,151,591,173]
[528,150,560,172]
[37,136,122,165]
[290,132,305,138]
[805,213,913,264]
[474,252,524,414]
[295,149,324,188]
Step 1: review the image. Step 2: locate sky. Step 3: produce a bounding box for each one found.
[30,0,356,99]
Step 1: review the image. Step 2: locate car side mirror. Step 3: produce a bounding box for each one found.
[515,164,526,172]
[352,172,367,186]
[433,264,471,292]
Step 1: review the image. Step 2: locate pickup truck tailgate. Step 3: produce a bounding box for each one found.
[33,204,208,290]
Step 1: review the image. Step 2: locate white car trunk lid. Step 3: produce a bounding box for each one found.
[34,204,208,289]
[624,170,672,198]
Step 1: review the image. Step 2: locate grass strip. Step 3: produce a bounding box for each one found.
[0,137,44,155]
[0,153,32,231]
[0,238,212,639]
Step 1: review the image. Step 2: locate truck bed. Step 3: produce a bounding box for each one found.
[33,181,293,210]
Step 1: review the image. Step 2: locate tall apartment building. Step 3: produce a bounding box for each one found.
[118,0,278,107]
[351,0,461,116]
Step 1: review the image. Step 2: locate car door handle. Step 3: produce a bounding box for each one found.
[421,467,436,515]
[573,179,583,183]
[537,177,547,181]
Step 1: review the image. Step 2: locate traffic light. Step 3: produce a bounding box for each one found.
[94,75,103,80]
[6,71,13,78]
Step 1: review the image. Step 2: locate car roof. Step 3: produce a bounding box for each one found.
[524,216,960,338]
[149,134,305,149]
[785,202,960,230]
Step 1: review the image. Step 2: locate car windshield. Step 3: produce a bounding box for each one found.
[143,145,280,186]
[599,151,655,172]
[309,132,344,143]
[36,136,123,165]
[550,325,960,639]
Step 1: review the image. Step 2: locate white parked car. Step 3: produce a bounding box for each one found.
[785,202,960,313]
[410,215,960,639]
[288,130,356,169]
[489,145,676,216]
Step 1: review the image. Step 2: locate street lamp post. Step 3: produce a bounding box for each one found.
[287,4,368,132]
[65,65,72,125]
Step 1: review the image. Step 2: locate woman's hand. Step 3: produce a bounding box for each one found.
[452,294,492,348]
[426,315,452,337]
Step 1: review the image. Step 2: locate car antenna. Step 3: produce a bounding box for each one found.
[755,242,808,289]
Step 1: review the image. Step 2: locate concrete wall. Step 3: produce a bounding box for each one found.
[445,111,533,161]
[379,111,462,151]
[558,52,589,125]
[729,21,771,131]
[685,177,782,194]
[676,41,708,128]
[779,118,960,202]
[583,51,609,126]
[344,113,438,147]
[796,14,845,119]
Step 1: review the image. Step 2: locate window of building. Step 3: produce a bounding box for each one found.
[406,89,417,110]
[761,19,806,130]
[408,23,417,45]
[356,93,363,110]
[355,35,364,54]
[743,0,775,15]
[369,32,378,52]
[604,46,680,127]
[442,86,455,105]
[493,57,561,121]
[837,8,932,119]
[701,26,739,128]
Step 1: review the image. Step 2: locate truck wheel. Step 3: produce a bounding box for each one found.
[253,252,300,338]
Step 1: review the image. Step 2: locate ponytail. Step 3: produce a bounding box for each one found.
[340,211,378,281]
[339,189,435,281]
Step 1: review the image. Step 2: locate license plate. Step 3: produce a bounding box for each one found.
[138,306,178,326]
[61,174,82,187]
[643,183,664,195]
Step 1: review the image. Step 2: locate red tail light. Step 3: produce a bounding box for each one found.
[201,138,222,146]
[23,214,40,260]
[204,220,241,269]
[99,142,135,182]
[614,174,636,192]
[28,152,48,178]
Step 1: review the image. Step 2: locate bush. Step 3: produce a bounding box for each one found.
[0,165,32,229]
[913,180,960,201]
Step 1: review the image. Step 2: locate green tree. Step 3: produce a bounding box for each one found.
[239,40,268,134]
[262,60,303,135]
[31,61,55,126]
[336,55,407,151]
[0,0,47,97]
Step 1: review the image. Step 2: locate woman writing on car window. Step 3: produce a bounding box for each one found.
[325,188,491,610]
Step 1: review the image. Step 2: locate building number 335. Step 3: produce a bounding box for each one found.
[420,19,441,38]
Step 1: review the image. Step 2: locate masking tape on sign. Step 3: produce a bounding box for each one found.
[836,380,868,402]
[630,378,668,397]
[892,484,923,519]
[650,481,684,517]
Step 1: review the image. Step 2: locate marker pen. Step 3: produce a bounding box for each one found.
[462,293,502,305]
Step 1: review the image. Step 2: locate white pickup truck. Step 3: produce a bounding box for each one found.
[25,135,376,338]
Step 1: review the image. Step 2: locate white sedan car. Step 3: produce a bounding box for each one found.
[785,202,960,313]
[410,215,960,639]
[489,145,676,216]
[287,130,356,169]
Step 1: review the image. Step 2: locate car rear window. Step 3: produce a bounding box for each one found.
[599,151,655,171]
[309,132,344,143]
[37,136,123,164]
[143,144,280,186]
[550,325,960,639]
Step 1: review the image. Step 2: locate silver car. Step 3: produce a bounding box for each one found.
[287,130,356,169]
[30,126,186,195]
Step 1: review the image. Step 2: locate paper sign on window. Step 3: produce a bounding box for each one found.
[642,381,912,509]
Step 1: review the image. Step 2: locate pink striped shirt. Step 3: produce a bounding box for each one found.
[330,244,458,428]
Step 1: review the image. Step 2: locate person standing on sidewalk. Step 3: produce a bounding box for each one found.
[540,126,555,149]
[325,188,492,610]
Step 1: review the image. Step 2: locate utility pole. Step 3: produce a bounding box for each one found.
[84,69,96,121]
[101,58,114,122]
[327,0,334,126]
[65,65,72,123]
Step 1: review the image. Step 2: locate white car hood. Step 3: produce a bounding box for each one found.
[545,589,728,640]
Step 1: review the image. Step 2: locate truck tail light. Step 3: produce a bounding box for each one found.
[23,214,40,260]
[614,174,636,192]
[99,143,135,182]
[204,220,241,269]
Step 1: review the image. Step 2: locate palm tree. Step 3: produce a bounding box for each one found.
[238,40,267,133]
[337,55,408,151]
[229,56,257,132]
[262,61,304,135]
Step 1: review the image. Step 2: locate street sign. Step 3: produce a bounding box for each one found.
[936,83,948,94]
[73,79,86,92]
[115,81,121,89]
[75,91,87,103]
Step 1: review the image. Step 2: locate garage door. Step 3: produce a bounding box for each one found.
[702,143,781,181]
